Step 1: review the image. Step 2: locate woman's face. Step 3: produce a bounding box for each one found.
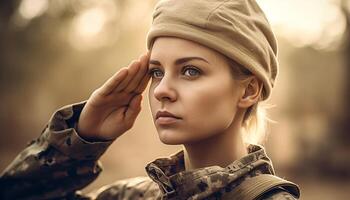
[148,37,244,145]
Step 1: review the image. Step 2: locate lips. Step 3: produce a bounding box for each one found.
[156,110,181,120]
[155,111,182,126]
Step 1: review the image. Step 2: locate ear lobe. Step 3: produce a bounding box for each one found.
[238,77,263,108]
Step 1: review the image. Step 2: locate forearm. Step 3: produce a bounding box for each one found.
[0,102,113,200]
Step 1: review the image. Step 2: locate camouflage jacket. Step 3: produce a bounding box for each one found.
[0,102,300,200]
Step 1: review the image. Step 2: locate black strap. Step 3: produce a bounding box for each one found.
[224,174,300,200]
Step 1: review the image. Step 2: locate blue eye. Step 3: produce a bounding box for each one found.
[183,66,201,77]
[148,66,201,79]
[149,68,163,78]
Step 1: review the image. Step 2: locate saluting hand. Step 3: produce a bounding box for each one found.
[77,52,151,141]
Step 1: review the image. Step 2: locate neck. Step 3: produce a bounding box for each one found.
[183,119,248,170]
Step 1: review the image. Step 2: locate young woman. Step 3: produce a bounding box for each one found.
[0,0,300,199]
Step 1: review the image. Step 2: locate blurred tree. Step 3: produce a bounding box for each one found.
[0,0,20,25]
[339,0,350,141]
[285,0,350,180]
[0,0,155,170]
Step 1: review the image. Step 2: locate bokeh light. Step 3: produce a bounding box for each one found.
[68,0,120,50]
[73,8,106,38]
[18,0,48,20]
[258,0,346,50]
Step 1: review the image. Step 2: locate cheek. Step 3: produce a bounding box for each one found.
[148,86,156,116]
[183,79,238,135]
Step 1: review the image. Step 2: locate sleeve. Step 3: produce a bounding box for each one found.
[0,101,114,200]
[90,177,160,200]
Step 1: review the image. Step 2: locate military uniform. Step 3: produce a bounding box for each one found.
[0,102,300,199]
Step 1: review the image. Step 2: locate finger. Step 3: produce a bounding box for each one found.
[141,51,151,69]
[134,72,151,94]
[134,52,151,93]
[124,54,149,93]
[116,60,141,92]
[124,94,142,122]
[99,68,128,96]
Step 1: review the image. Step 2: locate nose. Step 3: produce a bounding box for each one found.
[153,75,177,102]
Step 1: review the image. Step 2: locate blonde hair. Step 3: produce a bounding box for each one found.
[226,58,274,145]
[242,103,273,145]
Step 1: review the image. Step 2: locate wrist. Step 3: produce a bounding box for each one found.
[76,122,113,142]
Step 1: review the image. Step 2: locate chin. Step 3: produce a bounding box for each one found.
[157,129,187,145]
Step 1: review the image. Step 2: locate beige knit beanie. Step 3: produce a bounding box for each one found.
[146,0,278,101]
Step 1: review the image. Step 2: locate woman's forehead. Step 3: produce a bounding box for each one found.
[150,37,226,64]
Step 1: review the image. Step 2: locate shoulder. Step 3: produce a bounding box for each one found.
[259,187,299,200]
[229,174,300,200]
[86,176,160,200]
[245,174,300,200]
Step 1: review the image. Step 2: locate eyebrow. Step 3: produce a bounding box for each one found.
[149,56,209,66]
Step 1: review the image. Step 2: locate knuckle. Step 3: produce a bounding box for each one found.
[130,60,139,65]
[92,89,102,97]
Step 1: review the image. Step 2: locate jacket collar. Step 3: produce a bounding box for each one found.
[145,144,275,199]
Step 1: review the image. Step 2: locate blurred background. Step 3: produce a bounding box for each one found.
[0,0,349,199]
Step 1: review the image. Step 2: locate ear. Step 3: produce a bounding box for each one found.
[237,77,263,109]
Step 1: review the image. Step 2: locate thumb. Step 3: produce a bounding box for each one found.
[125,94,142,121]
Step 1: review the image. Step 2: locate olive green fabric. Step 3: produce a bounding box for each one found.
[147,0,278,100]
[0,103,300,199]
